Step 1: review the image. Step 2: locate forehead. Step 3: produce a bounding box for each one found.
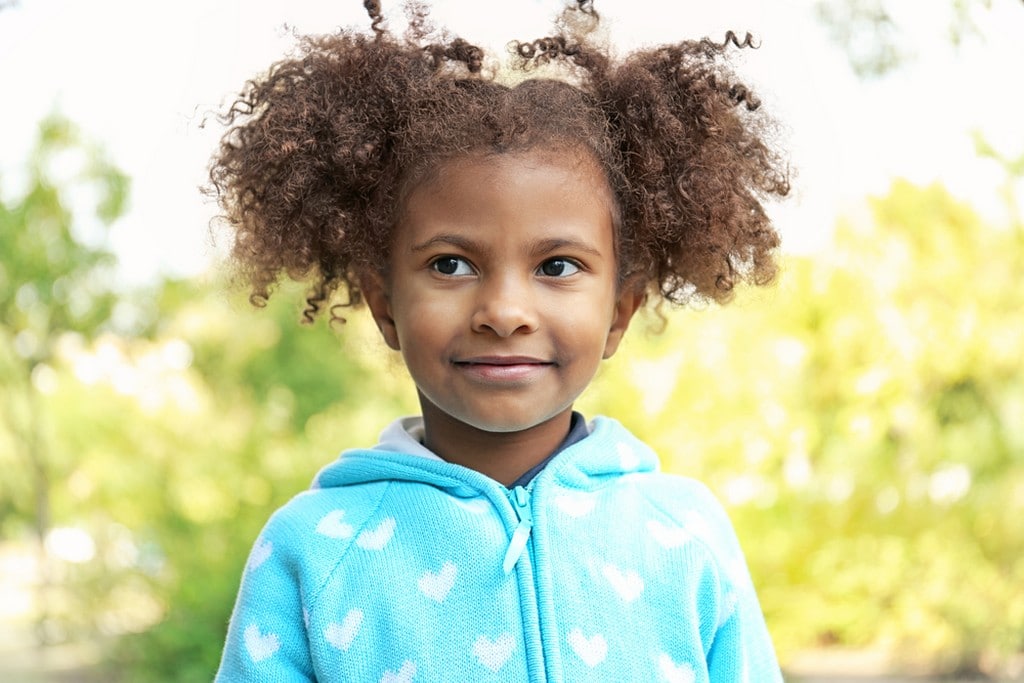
[394,148,616,253]
[401,146,614,224]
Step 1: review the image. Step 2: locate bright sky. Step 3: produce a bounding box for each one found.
[2,0,1022,286]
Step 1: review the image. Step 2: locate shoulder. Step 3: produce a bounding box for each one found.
[588,418,750,577]
[250,481,394,597]
[632,471,732,529]
[264,481,390,540]
[589,417,736,529]
[631,471,757,591]
[641,473,736,532]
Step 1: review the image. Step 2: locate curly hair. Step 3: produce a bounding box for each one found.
[207,0,790,322]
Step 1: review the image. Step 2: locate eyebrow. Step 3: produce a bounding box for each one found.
[409,234,604,259]
[529,237,603,259]
[409,233,482,254]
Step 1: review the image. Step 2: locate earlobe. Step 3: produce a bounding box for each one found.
[360,271,401,351]
[602,284,646,359]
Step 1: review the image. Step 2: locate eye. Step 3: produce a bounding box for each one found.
[538,258,581,278]
[431,256,474,276]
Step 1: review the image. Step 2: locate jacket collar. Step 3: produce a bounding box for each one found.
[311,416,659,494]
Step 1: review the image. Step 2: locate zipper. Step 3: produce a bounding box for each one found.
[502,485,534,574]
[503,483,550,681]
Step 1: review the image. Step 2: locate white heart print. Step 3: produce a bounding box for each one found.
[324,609,364,651]
[380,660,416,683]
[684,510,712,540]
[554,494,595,518]
[248,539,272,571]
[316,510,354,539]
[617,441,640,470]
[567,628,607,668]
[647,519,691,549]
[357,517,396,550]
[717,591,738,628]
[659,653,696,683]
[472,633,515,672]
[453,497,490,515]
[602,563,644,603]
[418,562,457,603]
[243,624,280,663]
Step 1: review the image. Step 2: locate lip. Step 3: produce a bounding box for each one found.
[457,355,551,365]
[453,356,554,383]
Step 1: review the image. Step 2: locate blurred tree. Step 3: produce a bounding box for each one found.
[0,114,127,641]
[815,0,1022,77]
[814,0,905,77]
[974,130,1024,238]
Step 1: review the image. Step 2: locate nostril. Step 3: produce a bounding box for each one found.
[471,305,538,337]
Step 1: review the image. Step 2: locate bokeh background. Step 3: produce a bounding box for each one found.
[1,0,1022,681]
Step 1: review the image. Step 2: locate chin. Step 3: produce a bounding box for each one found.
[459,411,566,435]
[471,422,540,435]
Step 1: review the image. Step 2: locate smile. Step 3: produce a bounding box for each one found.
[453,356,555,383]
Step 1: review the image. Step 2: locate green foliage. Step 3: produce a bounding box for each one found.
[814,0,905,78]
[814,0,1014,78]
[0,115,126,362]
[0,114,128,545]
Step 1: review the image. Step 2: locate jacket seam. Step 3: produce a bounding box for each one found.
[304,480,398,610]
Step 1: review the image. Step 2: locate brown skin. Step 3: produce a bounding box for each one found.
[363,148,643,484]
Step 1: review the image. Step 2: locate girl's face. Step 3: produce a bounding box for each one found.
[364,148,641,444]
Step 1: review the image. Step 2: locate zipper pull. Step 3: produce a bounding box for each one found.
[502,486,533,574]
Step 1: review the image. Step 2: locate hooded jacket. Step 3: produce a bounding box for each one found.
[215,416,782,682]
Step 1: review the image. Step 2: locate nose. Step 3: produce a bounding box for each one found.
[470,273,539,337]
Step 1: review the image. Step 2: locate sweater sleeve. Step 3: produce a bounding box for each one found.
[694,485,783,682]
[215,516,316,682]
[706,575,782,682]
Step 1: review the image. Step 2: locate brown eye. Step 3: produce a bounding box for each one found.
[539,258,580,277]
[431,257,472,276]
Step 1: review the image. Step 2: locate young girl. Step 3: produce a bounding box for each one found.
[210,1,789,680]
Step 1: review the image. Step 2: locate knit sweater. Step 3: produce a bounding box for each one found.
[215,416,782,682]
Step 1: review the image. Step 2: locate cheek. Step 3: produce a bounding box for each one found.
[391,287,462,344]
[555,306,614,359]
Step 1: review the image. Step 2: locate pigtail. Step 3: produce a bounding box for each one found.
[210,34,384,311]
[588,34,788,304]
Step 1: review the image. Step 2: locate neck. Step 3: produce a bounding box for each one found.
[418,396,573,487]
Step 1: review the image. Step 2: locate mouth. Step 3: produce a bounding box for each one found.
[452,356,555,382]
[455,356,553,366]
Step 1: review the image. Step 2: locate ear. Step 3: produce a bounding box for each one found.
[360,270,401,351]
[603,281,646,359]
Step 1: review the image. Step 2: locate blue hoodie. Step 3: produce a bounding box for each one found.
[215,416,782,682]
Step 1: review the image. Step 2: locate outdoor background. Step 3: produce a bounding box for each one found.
[1,0,1022,681]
